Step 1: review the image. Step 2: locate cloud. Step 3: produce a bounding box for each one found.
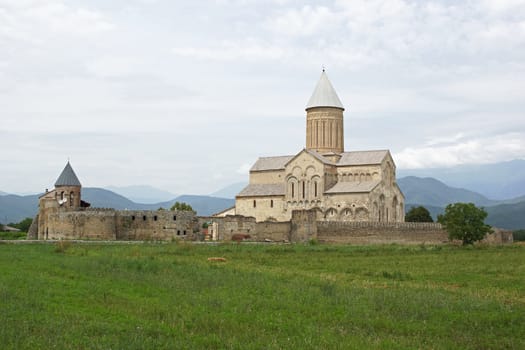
[260,0,525,69]
[395,132,525,169]
[264,5,341,37]
[1,0,524,195]
[0,1,114,42]
[236,162,252,175]
[172,40,287,61]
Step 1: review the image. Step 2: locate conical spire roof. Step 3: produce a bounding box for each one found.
[54,161,81,187]
[306,70,344,110]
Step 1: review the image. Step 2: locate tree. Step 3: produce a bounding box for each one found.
[8,217,33,232]
[437,203,493,245]
[405,206,433,222]
[170,201,194,212]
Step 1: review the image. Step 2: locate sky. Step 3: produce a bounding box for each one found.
[1,0,524,195]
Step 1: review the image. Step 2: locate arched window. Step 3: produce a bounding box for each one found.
[302,181,305,199]
[291,183,295,198]
[392,196,398,222]
[314,182,318,197]
[253,200,256,208]
[270,200,274,208]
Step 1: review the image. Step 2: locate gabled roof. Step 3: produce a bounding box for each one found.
[250,155,294,172]
[237,183,285,197]
[250,149,392,171]
[304,149,336,165]
[283,148,335,169]
[306,70,344,110]
[54,162,81,187]
[324,180,381,194]
[337,150,389,166]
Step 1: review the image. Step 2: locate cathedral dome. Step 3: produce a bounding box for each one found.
[306,70,344,110]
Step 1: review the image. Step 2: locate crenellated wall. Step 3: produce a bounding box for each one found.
[115,210,195,241]
[317,221,447,244]
[36,208,197,241]
[35,206,513,245]
[207,210,512,245]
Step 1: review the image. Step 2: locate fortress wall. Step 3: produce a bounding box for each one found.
[38,208,196,241]
[211,216,290,242]
[36,207,511,245]
[290,209,318,242]
[214,215,257,241]
[482,228,514,244]
[44,210,118,240]
[317,221,447,244]
[254,221,291,241]
[115,210,195,241]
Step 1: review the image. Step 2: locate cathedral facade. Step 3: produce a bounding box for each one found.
[235,71,405,223]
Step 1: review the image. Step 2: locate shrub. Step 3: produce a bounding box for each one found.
[308,238,319,245]
[513,230,525,242]
[55,240,72,253]
[438,202,492,245]
[405,206,433,222]
[7,217,33,232]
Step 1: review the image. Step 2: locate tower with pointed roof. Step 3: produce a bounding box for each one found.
[306,70,345,154]
[232,70,405,224]
[53,161,82,208]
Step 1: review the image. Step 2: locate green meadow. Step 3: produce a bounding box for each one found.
[1,242,524,349]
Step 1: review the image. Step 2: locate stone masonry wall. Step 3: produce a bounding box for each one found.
[317,221,447,244]
[38,208,196,241]
[44,210,117,240]
[115,210,195,241]
[215,215,257,241]
[37,207,512,245]
[255,221,291,242]
[290,209,318,242]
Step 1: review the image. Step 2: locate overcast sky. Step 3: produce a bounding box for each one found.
[1,0,524,195]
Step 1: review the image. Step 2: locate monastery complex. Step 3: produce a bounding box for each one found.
[32,70,508,245]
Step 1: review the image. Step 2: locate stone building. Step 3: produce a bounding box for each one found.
[34,162,196,241]
[235,71,405,222]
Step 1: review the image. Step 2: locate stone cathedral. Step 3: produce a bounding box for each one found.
[234,70,405,222]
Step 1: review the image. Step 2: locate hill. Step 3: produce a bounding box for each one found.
[105,185,176,204]
[400,177,525,230]
[2,178,522,229]
[485,203,525,230]
[397,176,497,207]
[0,188,234,223]
[0,193,40,224]
[210,182,247,199]
[154,195,235,216]
[398,159,525,200]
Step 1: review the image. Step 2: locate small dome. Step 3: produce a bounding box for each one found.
[306,70,344,110]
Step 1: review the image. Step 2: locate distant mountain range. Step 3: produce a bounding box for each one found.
[397,159,525,200]
[2,161,525,230]
[210,182,246,199]
[396,177,525,230]
[105,185,176,204]
[397,177,497,207]
[0,189,234,224]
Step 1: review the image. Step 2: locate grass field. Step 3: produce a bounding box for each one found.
[1,242,524,349]
[0,231,27,240]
